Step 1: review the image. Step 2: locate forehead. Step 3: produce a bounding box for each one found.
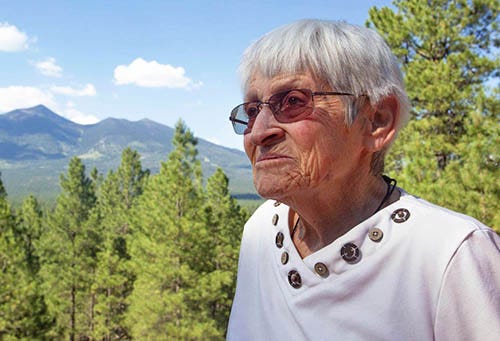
[244,72,319,101]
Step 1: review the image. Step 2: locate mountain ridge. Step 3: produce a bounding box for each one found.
[0,105,256,203]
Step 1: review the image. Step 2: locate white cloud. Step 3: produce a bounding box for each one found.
[113,57,201,89]
[62,101,99,125]
[0,86,56,112]
[51,83,96,97]
[0,23,30,52]
[33,57,63,77]
[0,86,99,125]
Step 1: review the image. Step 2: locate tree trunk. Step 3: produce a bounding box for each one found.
[70,285,76,341]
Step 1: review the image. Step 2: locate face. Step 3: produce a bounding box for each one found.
[243,72,368,203]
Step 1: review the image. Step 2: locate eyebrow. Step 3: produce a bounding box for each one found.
[245,80,306,102]
[244,91,260,102]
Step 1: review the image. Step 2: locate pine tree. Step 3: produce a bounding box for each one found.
[437,91,499,227]
[0,173,20,338]
[0,176,52,339]
[91,148,148,340]
[0,172,5,200]
[368,0,499,230]
[196,168,248,334]
[127,120,221,339]
[38,157,98,339]
[16,195,43,274]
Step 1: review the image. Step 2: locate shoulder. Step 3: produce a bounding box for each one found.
[396,190,492,241]
[432,218,500,338]
[382,190,497,279]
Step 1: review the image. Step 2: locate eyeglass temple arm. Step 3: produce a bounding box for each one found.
[313,91,356,96]
[229,116,248,125]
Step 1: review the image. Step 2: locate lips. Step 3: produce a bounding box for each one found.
[256,153,291,163]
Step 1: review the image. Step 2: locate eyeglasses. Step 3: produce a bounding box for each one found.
[229,88,355,135]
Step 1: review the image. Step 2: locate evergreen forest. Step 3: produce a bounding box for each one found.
[0,121,249,339]
[0,0,498,339]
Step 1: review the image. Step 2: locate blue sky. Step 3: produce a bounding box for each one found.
[0,0,392,150]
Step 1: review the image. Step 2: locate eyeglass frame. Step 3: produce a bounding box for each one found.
[229,88,356,135]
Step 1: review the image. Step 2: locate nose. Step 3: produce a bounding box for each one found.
[246,105,284,146]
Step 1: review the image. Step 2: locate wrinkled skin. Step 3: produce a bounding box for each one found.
[244,72,367,203]
[243,71,399,256]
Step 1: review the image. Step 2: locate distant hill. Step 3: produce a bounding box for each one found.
[0,105,258,204]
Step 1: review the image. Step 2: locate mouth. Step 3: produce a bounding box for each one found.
[256,153,291,163]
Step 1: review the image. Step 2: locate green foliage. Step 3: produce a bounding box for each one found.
[128,120,208,338]
[0,172,6,200]
[38,157,98,339]
[16,195,43,273]
[91,148,148,340]
[200,168,248,331]
[0,177,52,339]
[125,120,246,339]
[438,100,499,227]
[368,0,499,231]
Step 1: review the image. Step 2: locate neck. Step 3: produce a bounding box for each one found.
[285,172,397,258]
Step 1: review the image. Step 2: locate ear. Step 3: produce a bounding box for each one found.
[360,95,399,152]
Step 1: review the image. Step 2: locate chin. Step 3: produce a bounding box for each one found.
[253,166,308,199]
[254,179,291,202]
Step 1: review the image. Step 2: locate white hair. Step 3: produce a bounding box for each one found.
[239,19,410,131]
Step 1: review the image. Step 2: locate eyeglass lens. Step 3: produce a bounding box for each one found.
[230,89,314,134]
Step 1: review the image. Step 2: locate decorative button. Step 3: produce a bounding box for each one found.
[275,232,284,248]
[281,251,289,265]
[274,201,281,207]
[391,208,410,223]
[368,228,384,242]
[288,270,302,289]
[272,214,279,226]
[340,242,361,264]
[314,262,329,277]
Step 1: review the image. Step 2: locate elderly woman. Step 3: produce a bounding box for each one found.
[227,20,500,340]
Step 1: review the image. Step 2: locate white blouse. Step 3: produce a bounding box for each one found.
[227,191,500,340]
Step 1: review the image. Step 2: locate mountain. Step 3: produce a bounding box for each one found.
[0,105,82,160]
[0,105,257,203]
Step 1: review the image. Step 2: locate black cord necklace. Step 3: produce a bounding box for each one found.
[291,175,397,239]
[373,175,397,214]
[291,216,301,239]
